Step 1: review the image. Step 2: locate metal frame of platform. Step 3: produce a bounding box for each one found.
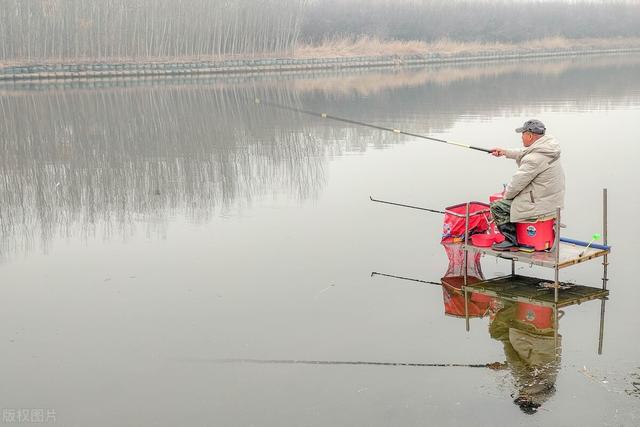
[460,242,609,269]
[457,189,611,352]
[460,188,610,302]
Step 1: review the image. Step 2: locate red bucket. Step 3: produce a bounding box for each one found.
[516,218,555,251]
[516,302,554,330]
[470,233,494,247]
[489,192,504,203]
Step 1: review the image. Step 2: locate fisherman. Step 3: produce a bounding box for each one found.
[489,120,565,251]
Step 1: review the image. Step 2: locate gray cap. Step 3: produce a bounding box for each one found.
[515,119,546,135]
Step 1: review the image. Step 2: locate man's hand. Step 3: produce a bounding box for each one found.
[490,148,506,157]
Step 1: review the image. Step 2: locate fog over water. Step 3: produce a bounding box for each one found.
[2,0,640,65]
[2,55,639,260]
[1,55,639,426]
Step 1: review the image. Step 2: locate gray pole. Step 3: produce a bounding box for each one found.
[602,188,608,290]
[598,298,606,355]
[554,207,561,303]
[463,202,470,287]
[553,304,560,361]
[464,286,470,332]
[464,202,470,332]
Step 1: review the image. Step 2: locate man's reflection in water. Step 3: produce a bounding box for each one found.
[487,299,561,414]
[440,244,561,414]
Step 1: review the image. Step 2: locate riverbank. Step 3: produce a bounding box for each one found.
[294,36,640,58]
[2,37,640,81]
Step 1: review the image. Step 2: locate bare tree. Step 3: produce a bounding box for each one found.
[0,0,309,64]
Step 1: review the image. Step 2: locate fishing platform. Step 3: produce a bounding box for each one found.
[456,188,610,333]
[461,238,609,270]
[370,188,611,317]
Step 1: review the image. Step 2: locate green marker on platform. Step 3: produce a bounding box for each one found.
[579,233,601,257]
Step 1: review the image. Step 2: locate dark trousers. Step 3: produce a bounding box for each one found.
[490,199,518,244]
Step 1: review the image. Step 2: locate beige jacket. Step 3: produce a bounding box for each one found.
[504,135,565,223]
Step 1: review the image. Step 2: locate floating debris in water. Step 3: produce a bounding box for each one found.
[627,369,640,398]
[315,283,335,298]
[538,281,574,290]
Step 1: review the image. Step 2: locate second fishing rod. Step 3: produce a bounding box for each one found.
[255,99,493,154]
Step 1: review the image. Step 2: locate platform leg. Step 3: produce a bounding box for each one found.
[511,259,515,276]
[553,304,560,362]
[598,298,606,355]
[602,188,608,291]
[463,203,471,332]
[464,287,470,332]
[554,207,561,303]
[463,202,470,287]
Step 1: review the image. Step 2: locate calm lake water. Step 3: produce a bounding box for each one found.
[1,55,639,426]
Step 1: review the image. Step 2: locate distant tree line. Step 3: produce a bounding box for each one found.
[301,0,640,43]
[0,0,307,63]
[2,0,640,64]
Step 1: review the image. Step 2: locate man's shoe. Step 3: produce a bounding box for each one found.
[497,223,519,246]
[492,240,516,251]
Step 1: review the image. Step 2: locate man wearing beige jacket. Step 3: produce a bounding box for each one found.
[490,120,565,251]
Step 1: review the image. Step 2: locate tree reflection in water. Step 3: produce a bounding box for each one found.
[2,55,640,261]
[0,84,328,261]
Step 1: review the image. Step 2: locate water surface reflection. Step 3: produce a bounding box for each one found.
[1,54,640,426]
[2,55,640,262]
[372,250,608,417]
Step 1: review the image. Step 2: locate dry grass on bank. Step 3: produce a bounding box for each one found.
[3,36,640,69]
[294,36,640,58]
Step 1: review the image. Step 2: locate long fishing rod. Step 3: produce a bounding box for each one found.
[371,196,608,253]
[370,196,446,214]
[213,358,490,368]
[255,99,492,153]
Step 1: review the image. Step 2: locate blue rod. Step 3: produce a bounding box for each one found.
[560,237,611,251]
